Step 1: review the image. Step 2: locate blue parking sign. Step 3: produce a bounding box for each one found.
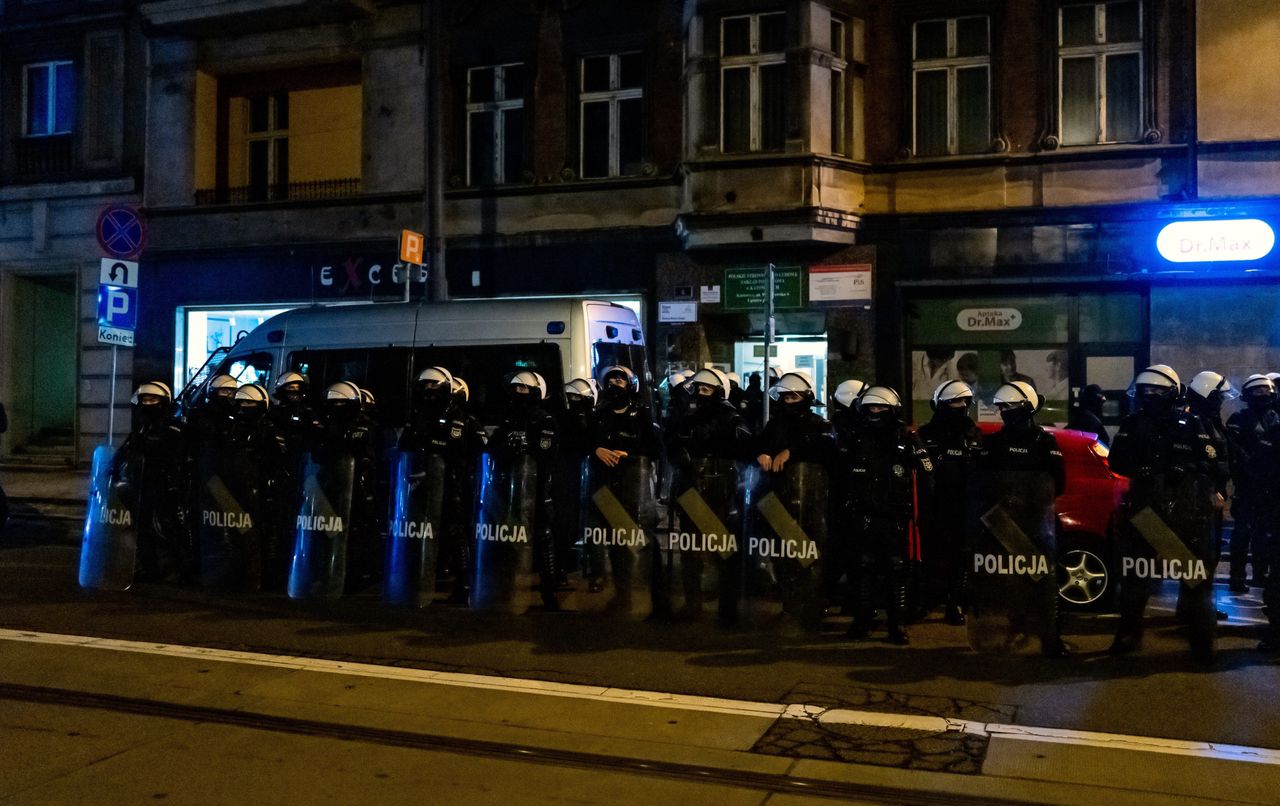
[97,284,138,331]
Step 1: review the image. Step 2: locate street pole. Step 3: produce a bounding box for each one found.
[762,262,774,429]
[107,345,117,447]
[424,0,448,302]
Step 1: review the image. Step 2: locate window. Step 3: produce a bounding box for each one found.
[911,16,990,157]
[23,61,74,136]
[830,18,848,156]
[720,12,786,153]
[579,53,644,179]
[246,92,289,200]
[467,63,525,185]
[1058,1,1143,145]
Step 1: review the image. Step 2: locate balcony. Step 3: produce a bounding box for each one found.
[11,135,73,179]
[194,177,361,205]
[140,0,375,36]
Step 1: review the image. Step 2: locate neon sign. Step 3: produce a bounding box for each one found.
[1156,219,1275,263]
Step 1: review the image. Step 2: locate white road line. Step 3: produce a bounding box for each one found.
[3,627,1278,767]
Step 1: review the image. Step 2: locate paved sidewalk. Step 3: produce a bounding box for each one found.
[0,464,90,503]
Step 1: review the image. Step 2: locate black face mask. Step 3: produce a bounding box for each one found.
[1138,392,1174,416]
[277,390,304,407]
[134,404,164,430]
[602,384,630,407]
[1246,394,1275,414]
[567,396,593,415]
[937,403,971,424]
[1000,406,1034,429]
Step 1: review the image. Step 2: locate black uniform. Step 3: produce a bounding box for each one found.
[316,400,380,591]
[1067,385,1110,446]
[399,392,487,600]
[1248,419,1280,651]
[917,407,983,624]
[489,396,560,607]
[554,395,595,585]
[665,393,752,623]
[589,396,664,613]
[754,402,836,630]
[839,413,933,642]
[119,403,188,581]
[263,395,323,588]
[1226,404,1274,589]
[1110,404,1219,660]
[977,416,1068,656]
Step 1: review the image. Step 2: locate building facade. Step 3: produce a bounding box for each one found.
[0,0,145,464]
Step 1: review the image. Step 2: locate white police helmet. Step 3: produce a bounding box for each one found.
[131,381,172,406]
[510,370,548,400]
[274,371,308,393]
[359,388,376,408]
[564,377,598,404]
[727,372,742,388]
[931,379,975,411]
[417,366,453,387]
[689,368,730,399]
[1241,373,1276,399]
[769,370,815,401]
[600,364,640,393]
[325,380,362,403]
[208,374,239,397]
[993,381,1040,411]
[857,385,902,411]
[1188,371,1237,402]
[832,379,868,410]
[234,383,270,411]
[451,376,470,403]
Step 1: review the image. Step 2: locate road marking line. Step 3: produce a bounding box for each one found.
[3,627,1279,767]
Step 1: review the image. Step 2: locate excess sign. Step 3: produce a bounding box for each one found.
[1156,219,1276,263]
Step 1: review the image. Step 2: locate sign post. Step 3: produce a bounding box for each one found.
[97,258,139,446]
[763,263,775,428]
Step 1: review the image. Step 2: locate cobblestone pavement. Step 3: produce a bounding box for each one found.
[751,681,1016,774]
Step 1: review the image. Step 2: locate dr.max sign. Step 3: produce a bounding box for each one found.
[957,308,1022,332]
[1156,219,1276,263]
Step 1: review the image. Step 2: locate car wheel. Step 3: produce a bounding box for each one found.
[1057,537,1112,610]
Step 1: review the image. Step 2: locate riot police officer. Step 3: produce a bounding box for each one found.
[665,368,753,623]
[398,366,487,604]
[727,372,748,419]
[557,378,598,590]
[754,371,836,631]
[839,386,933,644]
[1110,366,1219,662]
[121,382,188,581]
[1227,374,1276,592]
[1067,384,1109,446]
[826,378,867,607]
[264,371,322,588]
[322,380,381,591]
[975,381,1069,657]
[186,374,239,446]
[828,379,868,433]
[589,365,664,615]
[917,379,983,626]
[485,370,561,609]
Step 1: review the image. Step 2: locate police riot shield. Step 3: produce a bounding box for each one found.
[1118,474,1218,644]
[569,455,659,619]
[79,445,140,591]
[472,453,538,614]
[968,470,1058,654]
[664,458,743,624]
[743,461,829,632]
[384,451,447,607]
[288,454,355,601]
[196,443,263,593]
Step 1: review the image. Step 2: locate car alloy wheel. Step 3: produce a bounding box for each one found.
[1058,547,1109,606]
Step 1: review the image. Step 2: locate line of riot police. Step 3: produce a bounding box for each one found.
[78,357,1280,663]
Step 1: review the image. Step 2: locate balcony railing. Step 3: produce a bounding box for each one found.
[12,134,74,177]
[194,178,361,205]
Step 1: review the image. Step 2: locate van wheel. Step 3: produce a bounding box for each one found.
[1057,535,1112,611]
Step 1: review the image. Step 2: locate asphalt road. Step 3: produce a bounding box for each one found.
[2,517,1278,753]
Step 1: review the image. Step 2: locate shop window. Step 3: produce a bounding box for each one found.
[23,60,74,136]
[911,16,990,157]
[467,63,526,185]
[1058,1,1143,145]
[579,52,644,179]
[245,92,289,201]
[720,11,786,153]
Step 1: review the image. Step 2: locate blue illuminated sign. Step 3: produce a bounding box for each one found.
[1156,219,1276,263]
[97,284,138,331]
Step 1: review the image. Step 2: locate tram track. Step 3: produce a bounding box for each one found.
[0,682,1040,806]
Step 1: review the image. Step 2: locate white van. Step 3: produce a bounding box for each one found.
[206,299,647,424]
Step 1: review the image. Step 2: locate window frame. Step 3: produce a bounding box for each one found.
[719,11,787,153]
[578,52,644,179]
[22,59,74,138]
[829,17,848,156]
[1056,1,1144,146]
[244,92,289,197]
[465,62,525,186]
[910,16,991,157]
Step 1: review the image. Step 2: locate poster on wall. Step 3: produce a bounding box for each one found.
[808,264,872,304]
[910,348,1069,426]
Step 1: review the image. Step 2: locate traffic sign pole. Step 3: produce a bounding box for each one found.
[763,263,774,428]
[108,345,118,447]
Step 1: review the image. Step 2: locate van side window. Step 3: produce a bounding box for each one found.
[412,342,564,426]
[289,347,413,425]
[228,352,273,389]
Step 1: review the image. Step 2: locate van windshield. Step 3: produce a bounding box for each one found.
[593,342,650,389]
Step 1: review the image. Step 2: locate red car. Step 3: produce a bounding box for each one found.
[975,422,1129,609]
